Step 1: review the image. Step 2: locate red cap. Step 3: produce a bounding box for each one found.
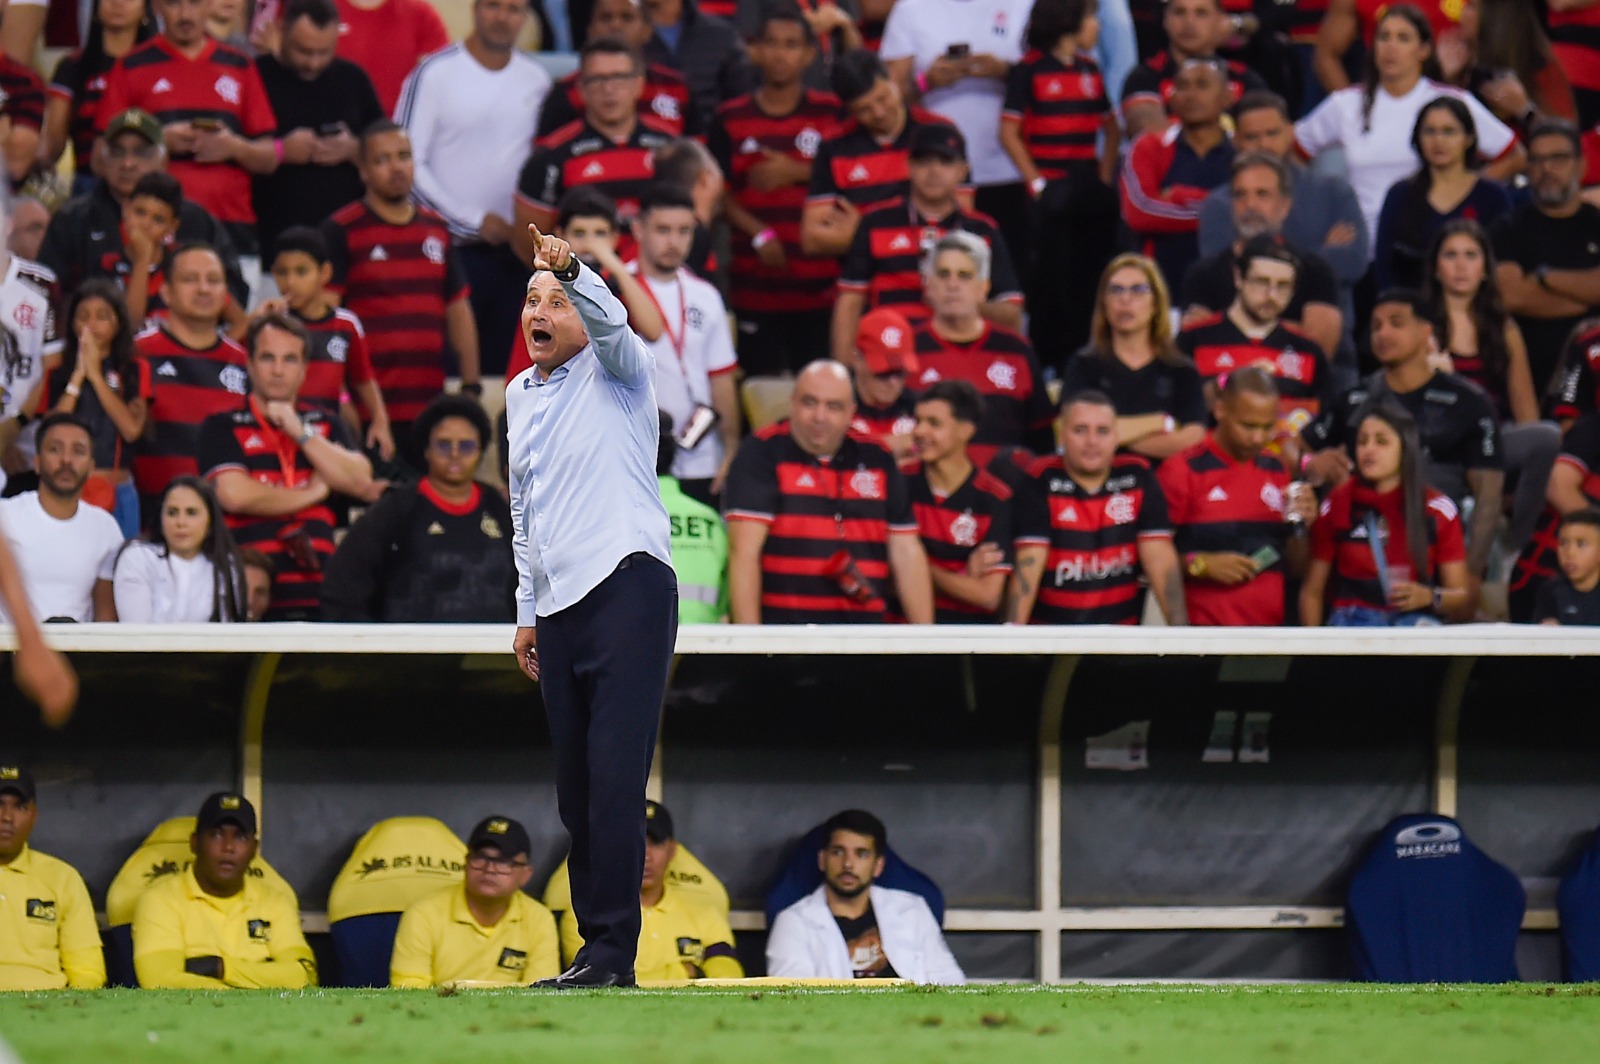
[856,308,919,376]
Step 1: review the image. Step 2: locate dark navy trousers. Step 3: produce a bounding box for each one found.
[537,552,678,975]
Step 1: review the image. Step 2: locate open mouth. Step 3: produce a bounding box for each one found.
[529,328,553,345]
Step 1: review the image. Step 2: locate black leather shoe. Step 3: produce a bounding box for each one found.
[552,964,636,989]
[532,964,584,989]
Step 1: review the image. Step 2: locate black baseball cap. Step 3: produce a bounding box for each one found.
[0,764,35,803]
[468,816,531,859]
[195,792,257,835]
[909,123,966,162]
[645,800,675,842]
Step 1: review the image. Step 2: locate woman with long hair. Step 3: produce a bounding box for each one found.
[1373,97,1510,291]
[49,280,147,538]
[1422,219,1560,554]
[41,0,156,193]
[1295,4,1522,266]
[1300,402,1471,625]
[1061,253,1206,460]
[113,476,248,622]
[1443,0,1575,135]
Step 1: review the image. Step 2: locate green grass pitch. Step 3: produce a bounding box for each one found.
[3,985,1599,1063]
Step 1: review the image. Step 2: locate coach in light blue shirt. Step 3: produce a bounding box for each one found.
[506,223,678,990]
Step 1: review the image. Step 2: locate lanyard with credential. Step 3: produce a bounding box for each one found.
[248,395,309,490]
[641,272,707,406]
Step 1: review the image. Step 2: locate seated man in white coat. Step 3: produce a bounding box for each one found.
[765,809,963,985]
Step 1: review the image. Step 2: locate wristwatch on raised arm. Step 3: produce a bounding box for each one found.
[552,256,581,283]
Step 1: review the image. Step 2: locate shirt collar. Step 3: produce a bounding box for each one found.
[1,844,34,873]
[452,884,524,931]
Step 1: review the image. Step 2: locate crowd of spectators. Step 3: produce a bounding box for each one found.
[1,0,1599,628]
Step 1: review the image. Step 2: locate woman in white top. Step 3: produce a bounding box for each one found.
[1294,3,1523,259]
[113,477,247,623]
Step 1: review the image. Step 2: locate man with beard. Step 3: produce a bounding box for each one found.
[1491,120,1600,396]
[132,792,315,988]
[766,809,963,984]
[1180,152,1343,362]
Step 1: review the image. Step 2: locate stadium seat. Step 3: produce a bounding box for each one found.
[1345,813,1524,983]
[740,377,795,432]
[104,817,297,987]
[763,823,945,928]
[1557,826,1600,982]
[327,817,468,987]
[542,845,729,918]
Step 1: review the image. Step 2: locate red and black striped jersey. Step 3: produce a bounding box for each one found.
[98,37,277,225]
[198,398,352,621]
[132,324,249,498]
[1176,313,1333,446]
[698,0,737,17]
[48,48,113,175]
[1118,49,1266,118]
[320,201,468,424]
[1354,0,1460,45]
[850,389,917,466]
[1157,435,1292,626]
[723,422,916,624]
[1554,319,1600,422]
[1512,414,1600,597]
[294,306,375,419]
[0,54,46,133]
[906,462,1013,623]
[517,116,679,262]
[1015,453,1172,625]
[538,63,691,139]
[1309,478,1465,613]
[806,106,956,212]
[1001,49,1108,181]
[908,321,1055,468]
[839,199,1022,319]
[1551,2,1600,121]
[710,89,842,314]
[1278,0,1330,45]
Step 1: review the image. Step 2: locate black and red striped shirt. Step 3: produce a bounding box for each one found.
[320,201,468,424]
[0,54,46,134]
[1309,479,1465,613]
[517,116,678,262]
[839,199,1022,319]
[198,398,351,621]
[710,89,842,315]
[906,461,1013,623]
[1512,415,1600,600]
[294,306,376,419]
[98,36,277,224]
[132,324,249,498]
[1551,3,1600,126]
[908,321,1055,468]
[806,106,956,212]
[1554,319,1600,422]
[48,48,113,177]
[723,423,915,624]
[850,390,918,466]
[1176,313,1333,445]
[1157,435,1292,626]
[1001,49,1108,181]
[539,63,691,139]
[1016,454,1172,625]
[1277,0,1330,45]
[1118,49,1266,119]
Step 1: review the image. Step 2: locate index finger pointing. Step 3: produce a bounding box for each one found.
[527,222,545,247]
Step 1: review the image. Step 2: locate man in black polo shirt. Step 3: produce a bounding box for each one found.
[199,312,384,620]
[801,48,956,258]
[1491,120,1600,396]
[833,124,1022,362]
[1301,290,1504,613]
[253,0,385,262]
[723,359,933,624]
[1179,152,1343,361]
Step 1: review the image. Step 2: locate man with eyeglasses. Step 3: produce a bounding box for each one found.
[514,37,678,266]
[390,815,560,988]
[322,394,517,622]
[1491,120,1600,398]
[538,0,691,139]
[1177,235,1334,463]
[38,108,246,305]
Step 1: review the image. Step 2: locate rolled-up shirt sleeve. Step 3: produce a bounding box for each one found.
[562,263,653,387]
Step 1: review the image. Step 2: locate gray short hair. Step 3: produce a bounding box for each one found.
[921,231,991,284]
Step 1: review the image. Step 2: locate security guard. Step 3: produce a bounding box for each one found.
[658,415,729,623]
[132,792,315,989]
[0,764,104,990]
[558,802,742,982]
[389,816,561,988]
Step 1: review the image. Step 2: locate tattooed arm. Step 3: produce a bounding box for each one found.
[1005,545,1047,624]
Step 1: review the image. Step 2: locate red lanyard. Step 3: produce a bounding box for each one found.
[248,396,309,490]
[641,272,689,373]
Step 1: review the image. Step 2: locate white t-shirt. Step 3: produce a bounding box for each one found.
[1294,79,1517,259]
[0,492,123,623]
[880,0,1032,186]
[113,541,236,623]
[395,43,553,239]
[0,256,63,422]
[637,267,738,482]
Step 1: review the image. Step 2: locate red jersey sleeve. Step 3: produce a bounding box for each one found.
[1309,489,1340,563]
[239,61,277,138]
[1156,452,1193,529]
[1428,494,1467,569]
[342,314,375,386]
[95,59,129,131]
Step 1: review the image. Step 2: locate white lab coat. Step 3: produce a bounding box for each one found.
[765,884,965,985]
